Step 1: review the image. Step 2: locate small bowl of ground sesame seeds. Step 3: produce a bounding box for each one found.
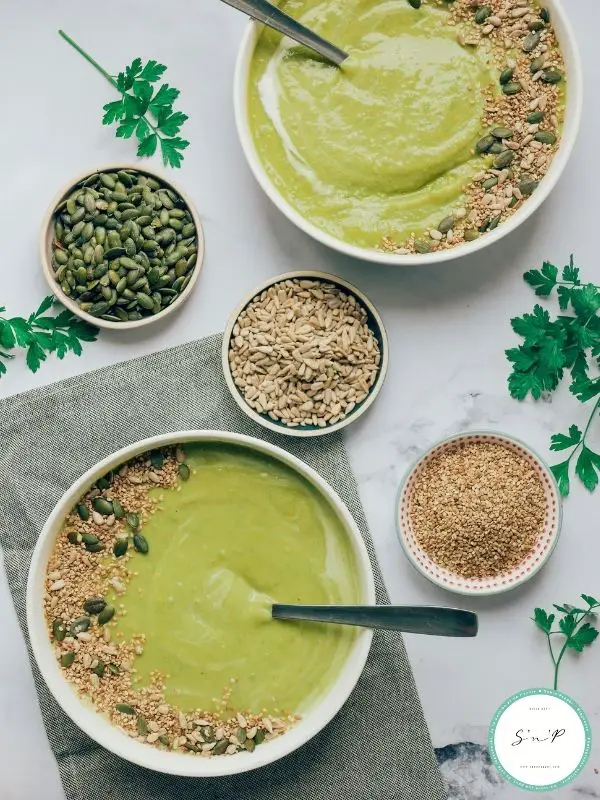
[222,271,389,437]
[396,431,562,596]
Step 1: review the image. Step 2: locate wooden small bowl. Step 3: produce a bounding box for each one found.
[40,164,205,330]
[396,431,562,596]
[222,270,389,438]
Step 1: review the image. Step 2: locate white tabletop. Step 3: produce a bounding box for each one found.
[1,1,599,797]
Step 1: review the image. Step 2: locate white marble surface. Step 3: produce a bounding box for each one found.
[1,1,599,797]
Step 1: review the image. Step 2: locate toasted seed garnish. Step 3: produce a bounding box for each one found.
[482,177,498,190]
[67,531,80,545]
[534,131,557,145]
[474,5,491,23]
[519,178,539,196]
[499,68,514,85]
[126,512,140,531]
[83,597,106,615]
[541,69,562,84]
[85,541,106,553]
[93,661,105,678]
[236,727,247,744]
[116,703,136,715]
[113,538,128,558]
[150,451,164,469]
[522,31,541,52]
[133,534,149,554]
[463,229,479,242]
[540,6,550,23]
[488,214,502,231]
[245,738,256,752]
[70,617,91,635]
[437,216,455,234]
[112,499,125,520]
[60,652,76,668]
[136,715,149,735]
[475,134,495,154]
[96,476,110,491]
[76,504,89,521]
[92,497,114,516]
[81,533,100,546]
[212,740,229,755]
[502,82,522,95]
[98,605,115,625]
[254,729,266,745]
[158,735,171,747]
[526,111,545,124]
[178,463,191,481]
[493,150,515,169]
[107,662,120,676]
[52,618,67,641]
[491,127,513,140]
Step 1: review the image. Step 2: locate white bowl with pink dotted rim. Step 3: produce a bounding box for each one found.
[395,431,562,596]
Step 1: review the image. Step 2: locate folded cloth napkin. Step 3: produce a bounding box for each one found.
[0,333,446,800]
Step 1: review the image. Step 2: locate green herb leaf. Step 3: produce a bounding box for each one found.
[571,284,600,318]
[160,136,189,169]
[102,99,125,124]
[524,262,558,296]
[507,370,543,400]
[571,376,600,403]
[567,623,599,652]
[553,604,569,613]
[157,110,189,137]
[575,446,600,491]
[562,257,580,285]
[550,425,582,452]
[135,117,151,141]
[559,613,577,637]
[581,594,599,607]
[0,320,16,350]
[551,460,571,496]
[139,59,167,83]
[137,133,158,157]
[149,83,180,114]
[533,608,554,634]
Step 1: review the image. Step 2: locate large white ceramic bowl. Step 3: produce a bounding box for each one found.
[26,431,375,777]
[233,0,582,265]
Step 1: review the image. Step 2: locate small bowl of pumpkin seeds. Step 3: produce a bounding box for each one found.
[41,165,204,329]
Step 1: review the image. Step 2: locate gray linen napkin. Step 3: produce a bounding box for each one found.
[0,333,446,800]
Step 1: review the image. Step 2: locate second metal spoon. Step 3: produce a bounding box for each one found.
[272,605,478,637]
[220,0,349,66]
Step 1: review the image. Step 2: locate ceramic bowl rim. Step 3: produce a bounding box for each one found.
[221,270,389,437]
[395,429,563,596]
[26,430,375,777]
[232,0,583,266]
[40,163,205,330]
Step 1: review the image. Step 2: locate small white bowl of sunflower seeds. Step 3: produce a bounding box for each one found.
[222,271,389,437]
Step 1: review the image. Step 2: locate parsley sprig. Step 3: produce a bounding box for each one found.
[506,256,600,495]
[533,595,599,690]
[58,30,189,168]
[0,296,98,379]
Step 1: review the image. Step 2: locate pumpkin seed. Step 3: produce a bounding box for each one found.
[464,229,479,242]
[53,618,67,641]
[534,130,557,144]
[93,661,105,678]
[499,68,514,85]
[86,541,106,553]
[414,239,432,254]
[488,141,503,154]
[98,605,115,625]
[502,81,522,95]
[67,531,80,545]
[116,703,136,715]
[475,135,495,154]
[107,662,120,676]
[126,512,140,530]
[76,503,89,521]
[82,533,99,545]
[178,463,191,481]
[150,451,164,469]
[526,110,544,124]
[542,69,562,84]
[493,150,515,169]
[522,31,541,52]
[474,5,491,23]
[113,538,128,557]
[540,6,550,23]
[83,597,106,615]
[158,735,170,747]
[488,214,502,231]
[93,497,114,516]
[437,216,455,234]
[60,652,76,668]
[254,729,265,745]
[491,127,513,140]
[136,715,149,735]
[213,740,229,755]
[136,292,155,311]
[133,534,149,554]
[482,177,498,190]
[70,617,91,635]
[529,19,545,32]
[519,178,539,195]
[111,499,125,520]
[479,218,491,233]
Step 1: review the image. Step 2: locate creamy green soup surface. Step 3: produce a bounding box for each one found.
[114,444,360,716]
[248,0,495,248]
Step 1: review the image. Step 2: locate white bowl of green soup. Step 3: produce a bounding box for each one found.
[234,0,581,264]
[27,431,375,776]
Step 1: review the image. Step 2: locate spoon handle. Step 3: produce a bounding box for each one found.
[220,0,349,66]
[272,605,479,637]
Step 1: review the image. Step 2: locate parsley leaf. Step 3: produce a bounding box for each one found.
[59,31,189,168]
[507,255,600,494]
[533,596,600,689]
[0,296,98,380]
[550,425,582,452]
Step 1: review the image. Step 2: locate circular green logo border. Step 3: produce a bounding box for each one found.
[488,688,592,791]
